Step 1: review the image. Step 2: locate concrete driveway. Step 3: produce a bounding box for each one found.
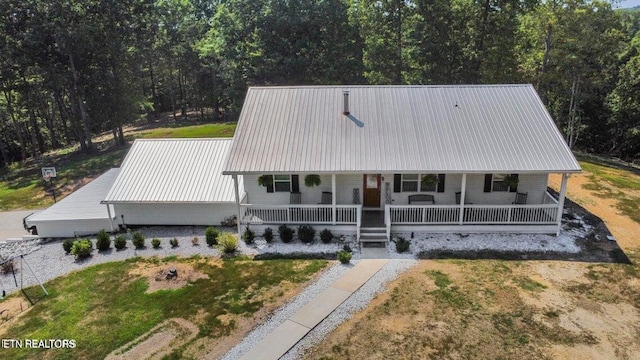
[0,210,39,240]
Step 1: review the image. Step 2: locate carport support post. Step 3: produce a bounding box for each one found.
[556,173,569,236]
[232,174,242,235]
[105,203,115,232]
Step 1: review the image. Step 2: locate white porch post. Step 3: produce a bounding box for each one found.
[331,174,336,225]
[105,204,115,232]
[232,174,242,235]
[556,173,569,236]
[459,173,467,225]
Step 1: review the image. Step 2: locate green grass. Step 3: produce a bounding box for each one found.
[578,160,640,223]
[1,257,326,360]
[137,123,236,139]
[0,122,237,211]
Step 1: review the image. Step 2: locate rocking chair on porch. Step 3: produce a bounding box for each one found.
[319,191,332,204]
[290,192,302,204]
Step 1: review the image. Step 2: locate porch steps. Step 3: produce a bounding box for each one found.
[359,227,388,246]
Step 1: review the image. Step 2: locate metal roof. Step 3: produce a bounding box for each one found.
[224,85,581,174]
[28,168,120,222]
[104,138,242,203]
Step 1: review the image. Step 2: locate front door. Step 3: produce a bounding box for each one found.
[363,174,381,208]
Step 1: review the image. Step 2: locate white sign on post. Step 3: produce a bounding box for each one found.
[41,167,57,182]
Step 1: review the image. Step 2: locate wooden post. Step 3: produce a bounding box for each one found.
[459,173,467,225]
[556,173,569,236]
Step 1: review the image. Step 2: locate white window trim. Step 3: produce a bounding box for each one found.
[401,174,438,192]
[273,174,292,192]
[491,174,510,192]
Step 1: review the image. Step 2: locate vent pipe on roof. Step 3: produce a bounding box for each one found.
[343,91,350,115]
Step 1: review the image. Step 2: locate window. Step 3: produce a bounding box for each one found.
[492,174,509,192]
[401,174,419,192]
[395,173,445,193]
[273,175,291,192]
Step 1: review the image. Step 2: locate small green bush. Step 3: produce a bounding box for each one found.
[278,224,294,243]
[151,238,161,249]
[205,226,219,246]
[114,235,127,250]
[218,232,238,253]
[132,231,145,249]
[298,224,315,244]
[263,228,273,243]
[243,227,255,244]
[169,237,179,248]
[96,229,111,251]
[62,239,74,253]
[337,250,352,264]
[70,239,93,258]
[320,229,333,244]
[395,236,411,253]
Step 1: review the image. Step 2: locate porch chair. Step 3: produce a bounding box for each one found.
[455,192,473,205]
[513,192,528,204]
[319,191,332,204]
[408,194,435,205]
[290,192,302,204]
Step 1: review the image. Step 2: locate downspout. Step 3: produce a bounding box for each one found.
[556,173,569,236]
[459,173,467,225]
[232,174,242,235]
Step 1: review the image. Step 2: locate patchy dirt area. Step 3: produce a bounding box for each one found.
[304,165,640,359]
[128,261,210,293]
[305,260,640,360]
[0,296,33,337]
[106,318,199,360]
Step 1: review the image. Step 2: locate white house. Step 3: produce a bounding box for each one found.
[223,85,582,243]
[103,138,244,227]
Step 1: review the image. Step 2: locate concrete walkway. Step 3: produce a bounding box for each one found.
[239,259,389,360]
[0,210,38,241]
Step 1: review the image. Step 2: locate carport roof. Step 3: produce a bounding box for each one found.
[104,138,241,203]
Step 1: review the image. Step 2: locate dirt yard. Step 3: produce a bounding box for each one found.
[303,168,640,359]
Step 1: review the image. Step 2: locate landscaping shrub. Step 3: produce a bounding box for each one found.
[71,239,93,258]
[343,244,352,253]
[114,235,126,250]
[151,238,161,249]
[243,227,255,244]
[132,231,145,249]
[337,250,352,264]
[395,236,411,253]
[320,229,333,243]
[263,228,274,243]
[278,224,294,243]
[169,237,179,248]
[1,259,14,274]
[192,237,200,246]
[96,229,111,251]
[218,232,238,253]
[62,238,74,253]
[298,224,315,244]
[205,226,219,246]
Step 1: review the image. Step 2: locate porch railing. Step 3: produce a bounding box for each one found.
[386,203,558,225]
[239,204,362,225]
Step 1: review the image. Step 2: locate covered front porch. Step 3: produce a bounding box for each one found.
[231,173,571,241]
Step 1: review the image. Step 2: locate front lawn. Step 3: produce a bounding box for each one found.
[0,256,326,359]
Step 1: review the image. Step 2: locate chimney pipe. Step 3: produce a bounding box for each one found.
[343,91,350,115]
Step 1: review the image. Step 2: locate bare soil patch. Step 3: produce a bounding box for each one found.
[128,261,210,293]
[0,296,33,337]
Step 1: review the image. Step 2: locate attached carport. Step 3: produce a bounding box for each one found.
[24,168,120,238]
[103,138,245,227]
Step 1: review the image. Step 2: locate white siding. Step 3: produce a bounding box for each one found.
[244,174,362,205]
[33,219,114,238]
[115,203,236,226]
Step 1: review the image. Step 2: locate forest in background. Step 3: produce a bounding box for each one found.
[0,0,639,169]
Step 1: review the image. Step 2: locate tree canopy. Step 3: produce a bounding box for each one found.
[0,0,639,168]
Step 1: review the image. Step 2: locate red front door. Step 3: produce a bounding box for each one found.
[363,174,381,207]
